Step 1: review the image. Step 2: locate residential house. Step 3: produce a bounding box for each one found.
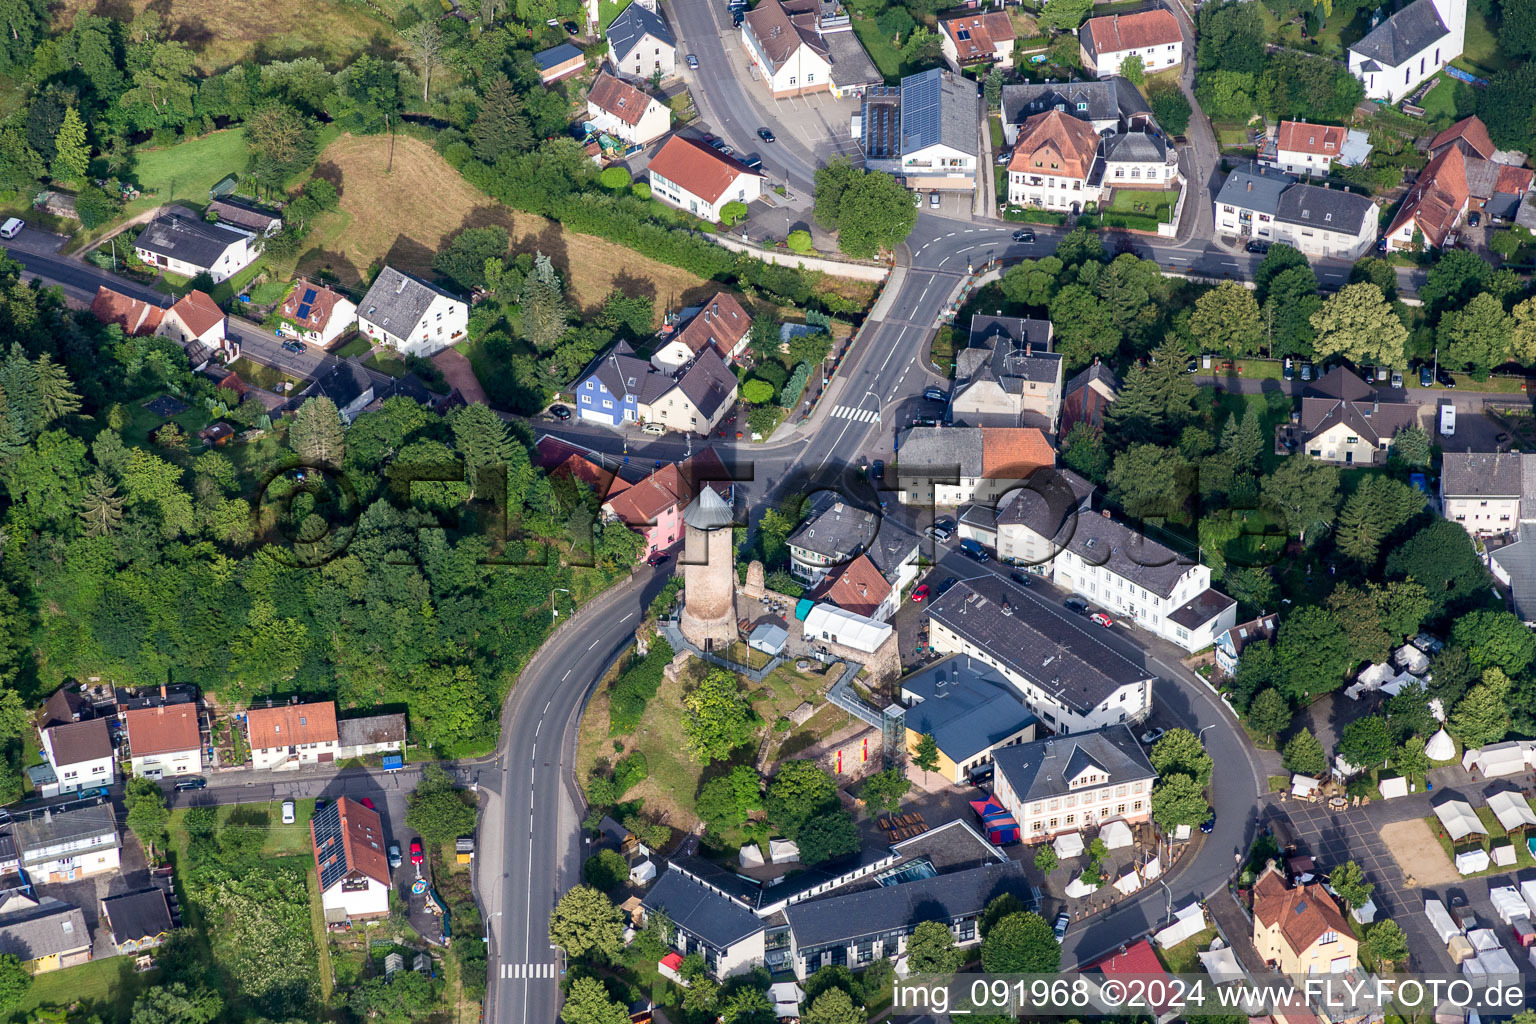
[895,425,1054,506]
[939,11,1016,73]
[1488,455,1536,621]
[246,701,339,770]
[809,555,892,621]
[950,315,1063,431]
[306,360,376,424]
[156,290,228,354]
[641,864,768,978]
[1260,121,1373,176]
[957,465,1095,569]
[312,797,392,922]
[1086,940,1176,1018]
[927,576,1155,733]
[1007,109,1103,211]
[1101,131,1181,191]
[357,266,468,358]
[206,198,283,237]
[585,72,671,146]
[601,450,731,559]
[899,656,1038,784]
[999,78,1154,147]
[741,0,880,99]
[608,4,675,81]
[648,136,762,223]
[39,686,92,730]
[1214,614,1279,679]
[279,280,358,348]
[1300,366,1419,465]
[1442,450,1522,539]
[14,801,121,882]
[90,286,164,336]
[788,498,878,582]
[1079,9,1183,79]
[134,212,256,284]
[991,724,1157,841]
[646,348,739,436]
[576,340,670,427]
[534,42,586,85]
[1061,360,1120,433]
[1252,863,1359,973]
[1384,115,1532,250]
[1214,164,1378,260]
[124,704,202,781]
[336,714,406,759]
[101,889,176,954]
[0,896,91,973]
[1347,0,1465,103]
[650,292,752,373]
[38,719,114,798]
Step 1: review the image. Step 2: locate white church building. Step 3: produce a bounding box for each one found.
[1347,0,1465,104]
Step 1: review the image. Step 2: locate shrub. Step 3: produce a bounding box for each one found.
[719,201,749,226]
[74,186,121,229]
[441,141,473,169]
[774,716,792,732]
[764,570,803,596]
[600,166,632,190]
[608,638,674,733]
[747,404,781,436]
[1004,206,1068,225]
[632,182,651,200]
[787,230,813,253]
[779,362,812,409]
[611,752,649,796]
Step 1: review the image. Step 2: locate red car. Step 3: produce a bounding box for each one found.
[911,584,929,602]
[359,797,376,810]
[410,838,424,865]
[1089,612,1114,628]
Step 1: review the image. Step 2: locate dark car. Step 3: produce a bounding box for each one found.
[924,386,947,402]
[1299,362,1313,382]
[757,127,776,142]
[1200,815,1216,834]
[935,516,956,532]
[1438,369,1457,388]
[1245,240,1270,254]
[1053,911,1070,943]
[743,155,763,172]
[1420,365,1434,387]
[563,20,579,33]
[1011,229,1035,242]
[1186,358,1198,373]
[1283,359,1294,381]
[733,11,744,24]
[1064,596,1089,614]
[1469,211,1482,227]
[549,404,571,420]
[647,552,670,567]
[174,777,207,791]
[709,138,727,152]
[686,54,699,70]
[1010,571,1031,587]
[936,576,958,596]
[281,340,304,353]
[872,459,884,479]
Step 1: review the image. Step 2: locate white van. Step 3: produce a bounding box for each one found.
[0,218,23,239]
[1440,403,1456,437]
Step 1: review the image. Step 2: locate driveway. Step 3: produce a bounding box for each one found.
[435,347,488,404]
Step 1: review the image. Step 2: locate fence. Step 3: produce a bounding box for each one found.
[709,233,892,282]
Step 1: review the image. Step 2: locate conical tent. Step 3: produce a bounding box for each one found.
[1426,728,1455,761]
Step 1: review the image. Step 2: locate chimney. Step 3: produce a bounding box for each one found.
[395,277,407,294]
[1025,343,1032,358]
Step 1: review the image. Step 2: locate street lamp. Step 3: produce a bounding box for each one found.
[1156,878,1173,921]
[550,587,571,621]
[1198,724,1215,746]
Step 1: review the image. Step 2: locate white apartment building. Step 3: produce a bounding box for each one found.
[14,801,122,883]
[1441,451,1522,538]
[990,726,1157,842]
[1079,9,1183,78]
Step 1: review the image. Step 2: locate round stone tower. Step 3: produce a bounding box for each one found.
[679,486,737,652]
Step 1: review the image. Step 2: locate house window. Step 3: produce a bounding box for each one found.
[1320,931,1338,945]
[603,400,613,409]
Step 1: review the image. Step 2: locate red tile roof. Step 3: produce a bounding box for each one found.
[313,796,391,888]
[672,292,751,361]
[811,554,891,619]
[90,286,163,336]
[1086,9,1181,54]
[246,701,338,749]
[1387,145,1468,248]
[554,453,630,501]
[587,72,655,127]
[1496,164,1534,194]
[1253,867,1351,955]
[1010,110,1103,182]
[1431,115,1496,161]
[168,290,224,339]
[125,705,200,757]
[1088,939,1172,1012]
[281,279,349,333]
[940,12,1016,61]
[981,427,1054,479]
[601,450,729,528]
[1276,121,1348,157]
[648,136,757,205]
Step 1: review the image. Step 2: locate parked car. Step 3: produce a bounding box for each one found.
[410,838,424,864]
[924,525,951,542]
[1282,358,1294,381]
[686,54,699,69]
[757,127,775,142]
[1011,229,1035,242]
[1299,362,1313,381]
[1420,365,1434,387]
[281,340,304,353]
[733,11,744,24]
[1391,370,1403,389]
[388,843,402,870]
[935,516,956,532]
[1140,727,1166,745]
[1010,571,1031,587]
[924,386,948,402]
[1469,211,1482,227]
[936,576,958,596]
[709,138,726,152]
[175,778,207,791]
[911,584,929,602]
[1497,432,1511,444]
[1054,911,1070,943]
[959,538,988,560]
[647,552,670,567]
[282,800,295,824]
[1064,596,1088,614]
[360,797,376,810]
[1200,815,1216,834]
[743,155,762,172]
[1437,369,1457,389]
[549,404,571,420]
[872,459,884,479]
[0,218,23,239]
[563,20,580,33]
[1089,611,1113,628]
[1245,240,1270,254]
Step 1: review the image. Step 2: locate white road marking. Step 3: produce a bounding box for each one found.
[829,405,879,422]
[939,255,951,267]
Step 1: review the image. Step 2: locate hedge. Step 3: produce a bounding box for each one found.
[780,361,812,410]
[1102,212,1163,232]
[608,636,675,733]
[1003,206,1068,225]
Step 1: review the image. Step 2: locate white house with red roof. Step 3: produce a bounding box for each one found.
[158,290,230,358]
[1384,115,1532,250]
[1078,9,1183,79]
[586,72,671,147]
[312,797,391,921]
[1261,120,1373,176]
[939,12,1016,73]
[279,279,357,348]
[649,292,752,372]
[647,136,762,223]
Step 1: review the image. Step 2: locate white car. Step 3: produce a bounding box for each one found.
[1139,727,1166,746]
[281,800,295,824]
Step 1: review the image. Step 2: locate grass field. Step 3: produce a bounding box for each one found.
[1456,5,1509,77]
[298,134,713,324]
[1107,188,1179,218]
[167,798,319,856]
[851,15,903,83]
[227,357,304,394]
[9,957,153,1023]
[127,130,249,211]
[54,0,397,72]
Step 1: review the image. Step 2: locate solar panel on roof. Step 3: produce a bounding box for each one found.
[312,802,348,890]
[295,303,312,320]
[302,289,317,304]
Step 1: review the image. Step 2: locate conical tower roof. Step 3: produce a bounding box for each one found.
[684,485,734,530]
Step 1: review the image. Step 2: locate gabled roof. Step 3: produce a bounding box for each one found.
[1010,109,1102,181]
[1219,614,1279,657]
[310,360,374,410]
[0,899,90,961]
[246,701,338,749]
[602,450,728,526]
[1443,451,1523,498]
[90,286,164,336]
[586,340,672,405]
[1431,116,1496,161]
[101,889,175,946]
[281,279,351,332]
[670,292,751,360]
[533,42,585,72]
[44,718,112,767]
[810,554,891,618]
[207,198,281,233]
[608,4,674,63]
[993,725,1156,805]
[1253,866,1351,953]
[901,69,979,157]
[1276,121,1349,157]
[789,498,877,560]
[359,266,462,336]
[897,426,1053,480]
[167,290,224,338]
[1064,360,1121,399]
[587,72,657,127]
[312,796,390,891]
[40,688,89,730]
[743,0,827,70]
[14,801,119,855]
[135,213,248,268]
[1274,183,1375,235]
[1387,144,1468,247]
[670,347,738,420]
[125,704,199,757]
[641,864,765,949]
[939,11,1016,60]
[337,713,406,748]
[1085,9,1182,54]
[648,136,756,205]
[1216,162,1294,217]
[1001,78,1152,131]
[1348,0,1451,67]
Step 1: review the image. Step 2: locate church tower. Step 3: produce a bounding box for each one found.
[679,487,737,651]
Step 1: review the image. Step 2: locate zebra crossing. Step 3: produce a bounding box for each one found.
[829,405,880,423]
[500,962,558,979]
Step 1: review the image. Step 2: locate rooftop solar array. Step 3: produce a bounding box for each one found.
[901,69,943,152]
[302,288,317,304]
[312,801,347,890]
[295,303,313,320]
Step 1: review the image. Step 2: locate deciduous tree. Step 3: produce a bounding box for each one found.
[549,885,625,962]
[1309,282,1407,368]
[980,912,1060,972]
[1262,455,1339,546]
[1247,688,1291,743]
[860,766,910,813]
[798,810,860,866]
[1451,609,1536,676]
[1441,291,1511,378]
[912,732,940,782]
[1151,773,1209,831]
[1450,669,1512,748]
[560,977,630,1024]
[1329,860,1373,909]
[682,670,759,763]
[1190,281,1263,356]
[905,920,963,973]
[406,763,478,847]
[1150,729,1214,787]
[766,760,838,838]
[1338,717,1392,771]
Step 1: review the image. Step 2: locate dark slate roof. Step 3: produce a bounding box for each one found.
[865,528,918,582]
[114,683,197,713]
[134,214,247,268]
[1064,361,1121,397]
[784,860,1032,948]
[40,688,88,729]
[1102,131,1170,163]
[995,466,1095,542]
[673,348,737,420]
[1001,78,1152,130]
[1492,522,1536,621]
[44,718,111,766]
[1348,0,1450,67]
[1064,511,1197,599]
[0,899,90,960]
[359,267,462,337]
[608,4,674,63]
[789,499,877,560]
[642,864,765,949]
[926,576,1153,713]
[1443,451,1523,498]
[337,713,406,748]
[897,426,985,478]
[311,360,374,409]
[1274,183,1375,234]
[1299,369,1417,448]
[991,724,1156,805]
[900,69,978,156]
[1166,587,1237,630]
[534,42,585,71]
[900,656,1038,762]
[1304,365,1375,402]
[1215,163,1293,217]
[957,316,1060,389]
[101,889,174,945]
[587,341,672,404]
[14,801,118,857]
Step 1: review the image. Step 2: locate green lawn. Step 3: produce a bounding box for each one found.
[1456,5,1509,77]
[1415,73,1476,125]
[363,353,407,378]
[1157,927,1217,974]
[334,335,372,358]
[852,15,903,83]
[122,395,213,449]
[227,357,304,394]
[1427,807,1536,878]
[1107,188,1179,217]
[127,131,250,214]
[10,957,153,1023]
[167,798,318,857]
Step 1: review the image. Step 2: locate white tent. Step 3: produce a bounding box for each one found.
[1426,728,1456,761]
[1351,896,1378,925]
[1064,874,1098,898]
[1099,819,1134,850]
[1425,900,1460,944]
[1470,928,1502,952]
[1113,868,1142,895]
[738,843,765,868]
[1488,791,1536,832]
[1457,848,1492,875]
[1154,902,1207,949]
[768,982,805,1019]
[1054,832,1085,859]
[1198,942,1244,983]
[1143,855,1162,880]
[1292,774,1322,798]
[1463,740,1532,778]
[1379,774,1409,800]
[629,859,657,884]
[1394,644,1430,675]
[1490,886,1527,925]
[1434,799,1488,842]
[1430,697,1446,722]
[801,604,891,653]
[1492,842,1517,867]
[769,839,800,864]
[1474,947,1519,976]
